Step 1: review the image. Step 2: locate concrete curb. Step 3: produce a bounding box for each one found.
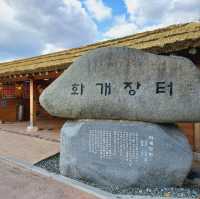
[0,156,197,199]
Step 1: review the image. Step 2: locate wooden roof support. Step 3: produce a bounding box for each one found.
[194,123,200,153]
[27,79,38,132]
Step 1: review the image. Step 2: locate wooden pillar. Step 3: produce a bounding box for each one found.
[194,123,200,152]
[27,79,38,132]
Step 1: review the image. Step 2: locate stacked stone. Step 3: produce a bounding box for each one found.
[39,47,196,189]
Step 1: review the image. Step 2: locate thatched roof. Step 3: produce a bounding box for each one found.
[0,22,200,77]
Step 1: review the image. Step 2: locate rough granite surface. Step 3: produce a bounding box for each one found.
[40,47,200,122]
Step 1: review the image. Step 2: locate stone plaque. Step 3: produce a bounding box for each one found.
[60,120,192,188]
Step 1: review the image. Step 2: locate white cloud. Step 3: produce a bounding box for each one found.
[123,0,200,26]
[162,0,200,25]
[0,1,15,22]
[123,0,137,14]
[84,0,112,21]
[42,43,65,55]
[0,0,98,61]
[104,0,200,40]
[104,15,138,39]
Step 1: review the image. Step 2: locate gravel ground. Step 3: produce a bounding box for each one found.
[35,153,200,198]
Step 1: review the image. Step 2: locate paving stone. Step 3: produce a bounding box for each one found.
[0,159,99,199]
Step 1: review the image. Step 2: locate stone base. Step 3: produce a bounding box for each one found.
[26,126,38,132]
[60,120,193,189]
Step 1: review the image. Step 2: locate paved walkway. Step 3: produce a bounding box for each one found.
[0,130,59,164]
[0,119,64,142]
[0,158,99,199]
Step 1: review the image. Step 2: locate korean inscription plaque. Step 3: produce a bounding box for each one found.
[60,120,192,188]
[40,47,200,122]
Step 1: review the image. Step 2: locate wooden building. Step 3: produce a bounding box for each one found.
[0,22,200,151]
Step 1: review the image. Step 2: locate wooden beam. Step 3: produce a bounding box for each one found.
[0,70,63,82]
[27,79,38,132]
[33,70,62,80]
[194,123,200,152]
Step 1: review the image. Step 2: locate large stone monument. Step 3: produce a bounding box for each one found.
[40,47,200,122]
[39,47,194,189]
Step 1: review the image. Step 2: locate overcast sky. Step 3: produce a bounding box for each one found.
[0,0,199,62]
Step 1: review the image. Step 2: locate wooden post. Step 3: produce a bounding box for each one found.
[194,123,200,152]
[27,79,38,132]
